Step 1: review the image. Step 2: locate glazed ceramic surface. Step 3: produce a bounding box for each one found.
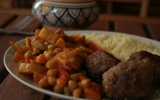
[32,0,99,28]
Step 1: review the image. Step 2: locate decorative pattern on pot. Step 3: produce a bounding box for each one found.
[32,1,99,28]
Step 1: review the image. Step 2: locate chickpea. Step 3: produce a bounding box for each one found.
[43,50,47,54]
[73,88,82,98]
[32,47,41,55]
[68,80,78,92]
[47,69,58,77]
[48,44,55,51]
[78,82,81,88]
[70,74,79,82]
[64,86,71,95]
[54,84,63,93]
[76,73,87,81]
[44,41,49,45]
[53,48,62,54]
[39,77,49,88]
[24,50,32,57]
[48,76,57,86]
[81,79,91,89]
[45,51,55,60]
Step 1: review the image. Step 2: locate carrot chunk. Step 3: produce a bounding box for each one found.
[83,88,102,100]
[58,67,71,80]
[35,54,47,64]
[88,41,102,51]
[13,52,25,63]
[33,72,46,83]
[70,34,80,39]
[35,29,41,35]
[25,56,34,63]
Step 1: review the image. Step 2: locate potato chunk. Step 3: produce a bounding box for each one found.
[18,63,47,74]
[39,27,60,44]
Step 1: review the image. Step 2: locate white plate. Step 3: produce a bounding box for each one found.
[3,31,160,100]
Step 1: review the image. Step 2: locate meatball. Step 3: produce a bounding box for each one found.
[102,60,154,99]
[86,51,120,82]
[128,50,160,87]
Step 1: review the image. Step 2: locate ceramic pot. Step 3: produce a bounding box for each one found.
[32,0,100,30]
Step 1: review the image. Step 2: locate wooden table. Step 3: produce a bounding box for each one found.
[0,8,160,100]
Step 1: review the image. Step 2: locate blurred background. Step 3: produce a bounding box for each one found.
[0,0,160,17]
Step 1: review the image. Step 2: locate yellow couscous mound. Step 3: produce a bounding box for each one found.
[83,33,160,61]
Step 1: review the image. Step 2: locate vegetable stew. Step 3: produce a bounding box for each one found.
[10,27,103,100]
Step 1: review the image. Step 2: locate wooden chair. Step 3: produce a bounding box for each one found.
[97,0,150,17]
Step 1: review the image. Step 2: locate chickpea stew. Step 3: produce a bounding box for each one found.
[10,27,103,100]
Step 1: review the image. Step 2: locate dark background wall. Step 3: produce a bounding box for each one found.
[0,0,160,17]
[97,0,160,17]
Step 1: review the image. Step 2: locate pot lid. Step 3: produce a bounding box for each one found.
[38,0,95,3]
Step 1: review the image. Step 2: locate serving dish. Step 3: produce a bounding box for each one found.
[32,0,99,29]
[4,31,160,100]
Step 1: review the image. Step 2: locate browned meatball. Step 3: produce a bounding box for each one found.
[102,60,154,100]
[86,51,120,80]
[128,50,160,87]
